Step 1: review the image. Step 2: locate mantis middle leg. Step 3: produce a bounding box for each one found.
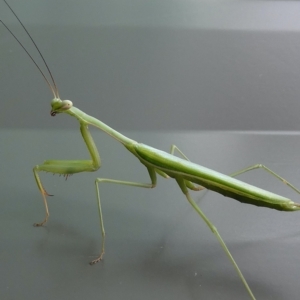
[91,166,157,265]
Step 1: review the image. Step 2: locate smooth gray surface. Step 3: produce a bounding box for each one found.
[1,0,300,131]
[1,130,300,300]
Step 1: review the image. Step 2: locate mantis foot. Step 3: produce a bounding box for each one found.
[33,215,48,227]
[33,221,46,227]
[42,189,53,197]
[89,252,104,265]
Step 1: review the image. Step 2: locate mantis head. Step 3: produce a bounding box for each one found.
[50,98,73,116]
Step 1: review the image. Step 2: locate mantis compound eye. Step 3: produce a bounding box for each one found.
[61,100,73,110]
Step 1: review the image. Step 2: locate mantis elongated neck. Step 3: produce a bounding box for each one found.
[68,106,136,146]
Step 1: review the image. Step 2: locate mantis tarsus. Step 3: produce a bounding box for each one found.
[2,1,300,299]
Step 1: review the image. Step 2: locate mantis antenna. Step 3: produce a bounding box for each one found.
[1,0,59,98]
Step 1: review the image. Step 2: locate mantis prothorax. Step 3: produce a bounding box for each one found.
[3,1,300,299]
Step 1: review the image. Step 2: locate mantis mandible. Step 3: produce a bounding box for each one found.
[2,1,300,299]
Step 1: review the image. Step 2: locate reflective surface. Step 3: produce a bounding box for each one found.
[1,130,300,299]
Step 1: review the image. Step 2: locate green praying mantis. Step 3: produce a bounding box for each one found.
[2,1,300,299]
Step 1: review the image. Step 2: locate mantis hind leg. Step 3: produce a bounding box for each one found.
[90,167,157,265]
[171,145,299,195]
[176,177,256,300]
[170,144,191,161]
[229,164,300,195]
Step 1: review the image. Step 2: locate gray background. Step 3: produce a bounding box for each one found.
[1,1,300,300]
[1,0,300,131]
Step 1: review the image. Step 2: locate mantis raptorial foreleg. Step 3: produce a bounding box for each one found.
[33,124,101,226]
[33,168,51,226]
[175,177,256,300]
[229,164,300,194]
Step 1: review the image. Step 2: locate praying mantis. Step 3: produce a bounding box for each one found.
[2,1,300,299]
